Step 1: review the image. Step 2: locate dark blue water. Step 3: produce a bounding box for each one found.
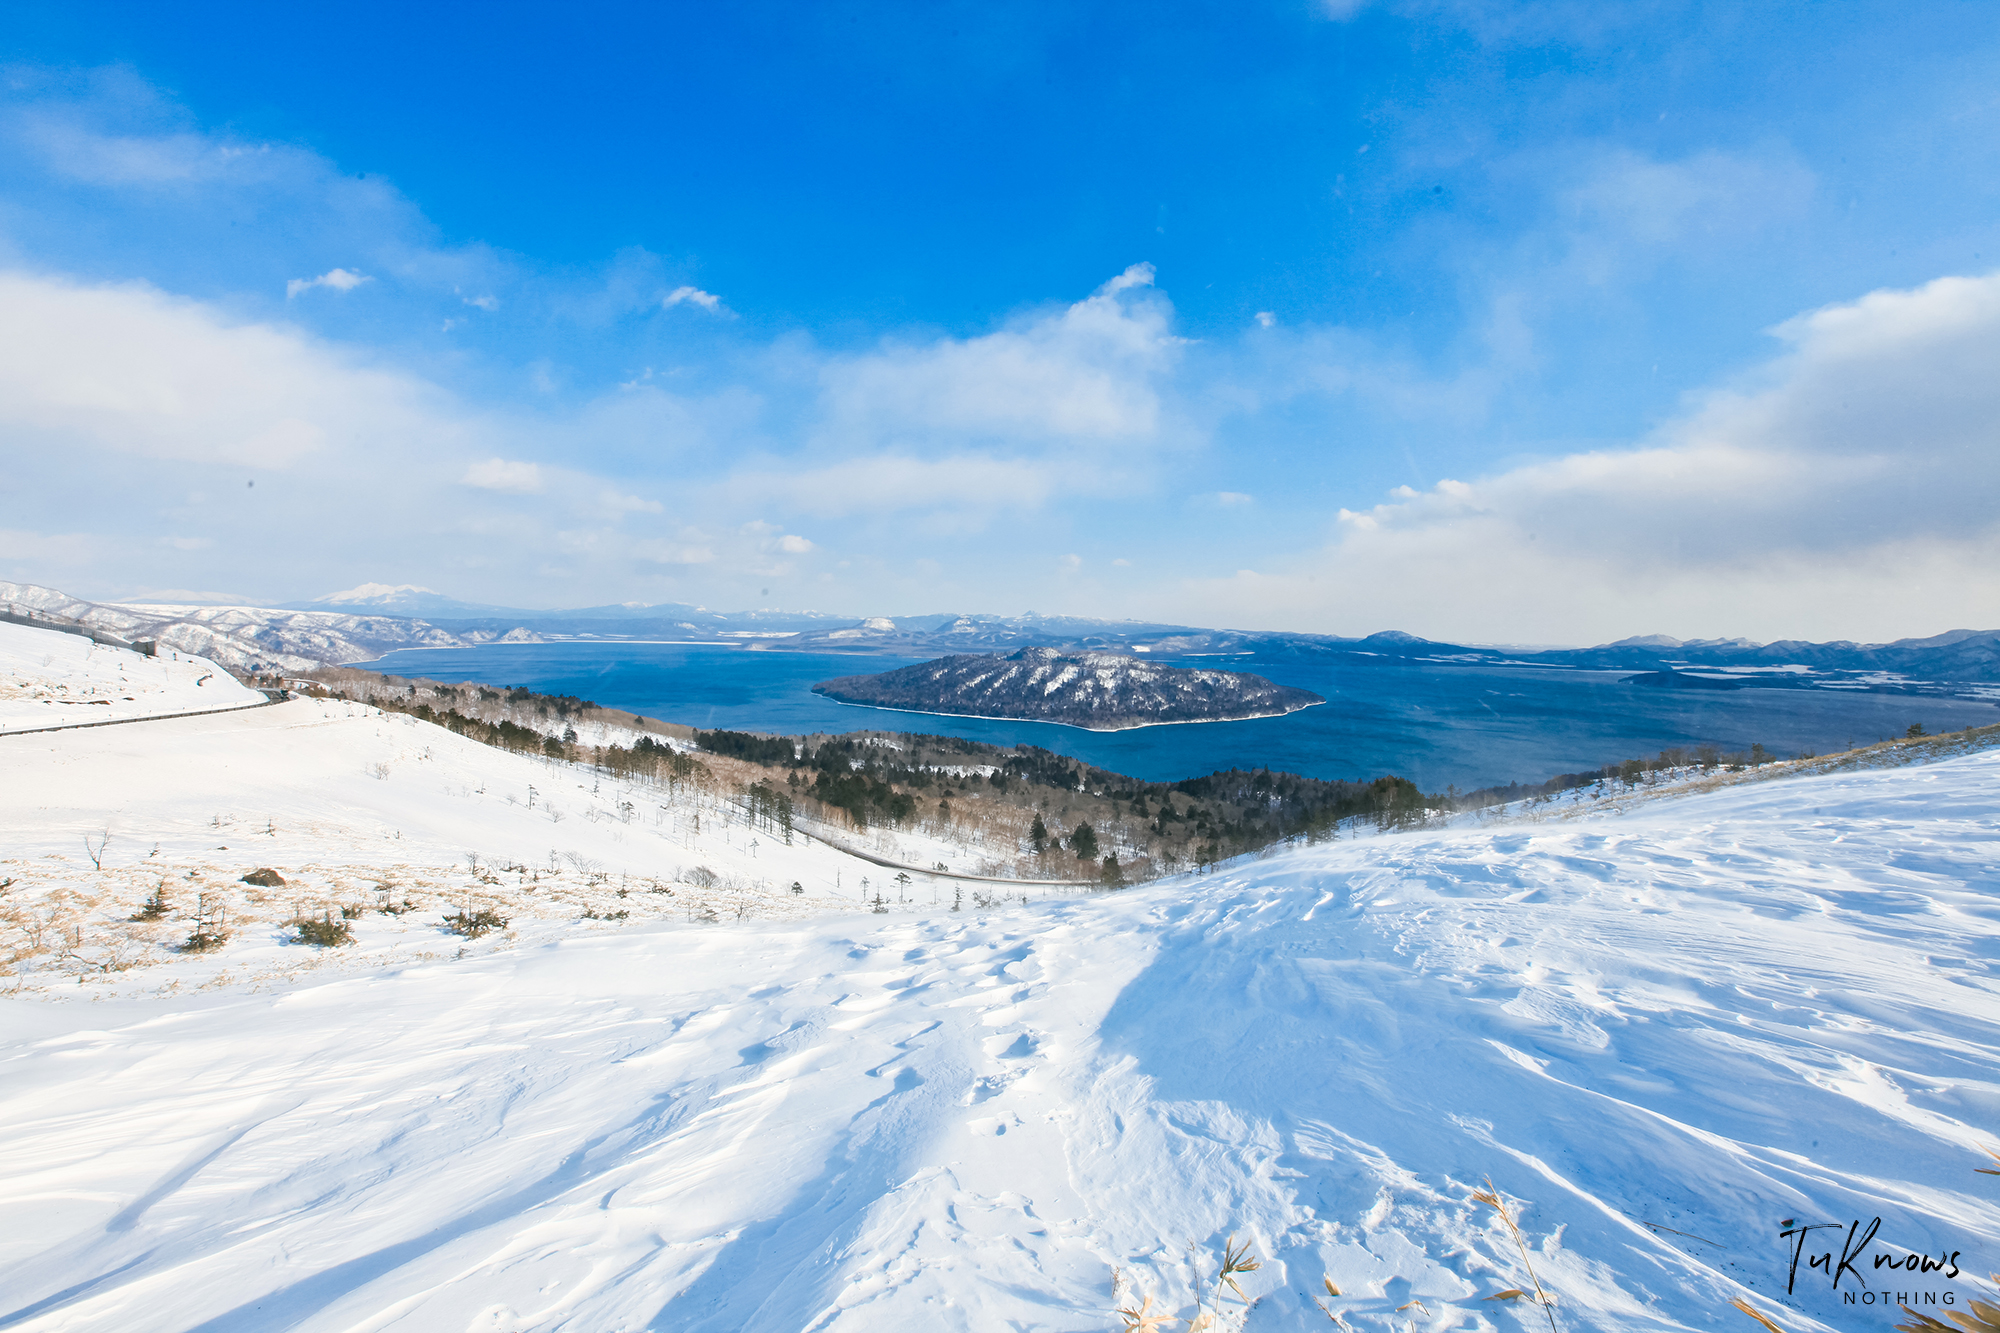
[361,642,1998,792]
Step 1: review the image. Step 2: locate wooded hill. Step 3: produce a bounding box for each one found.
[697,726,1429,880]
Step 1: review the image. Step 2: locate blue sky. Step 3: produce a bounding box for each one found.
[3,1,1999,642]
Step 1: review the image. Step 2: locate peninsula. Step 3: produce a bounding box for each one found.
[811,647,1325,730]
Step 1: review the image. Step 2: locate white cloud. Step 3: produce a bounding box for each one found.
[462,293,500,311]
[662,285,725,313]
[1215,491,1255,507]
[598,489,662,514]
[117,586,260,604]
[632,539,716,566]
[462,459,544,494]
[818,263,1180,448]
[734,452,1055,518]
[24,107,256,187]
[1546,148,1815,285]
[1168,271,2000,642]
[778,534,813,554]
[1254,311,1276,329]
[0,270,448,467]
[286,268,372,299]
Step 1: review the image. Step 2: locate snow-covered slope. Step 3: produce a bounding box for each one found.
[0,620,263,732]
[2,715,1997,1330]
[0,696,890,940]
[0,581,484,671]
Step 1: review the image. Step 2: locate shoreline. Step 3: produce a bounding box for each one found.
[809,692,1325,733]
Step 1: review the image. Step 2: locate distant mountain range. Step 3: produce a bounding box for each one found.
[7,580,1999,694]
[0,582,521,674]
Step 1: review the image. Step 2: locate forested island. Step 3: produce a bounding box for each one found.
[811,647,1324,730]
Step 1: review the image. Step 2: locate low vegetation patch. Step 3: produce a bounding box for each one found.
[178,892,230,952]
[290,911,354,947]
[443,908,507,938]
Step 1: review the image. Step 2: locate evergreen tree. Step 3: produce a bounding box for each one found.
[1068,821,1098,861]
[1029,812,1048,854]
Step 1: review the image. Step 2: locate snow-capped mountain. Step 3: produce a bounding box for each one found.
[0,582,495,673]
[15,575,2000,687]
[281,583,537,618]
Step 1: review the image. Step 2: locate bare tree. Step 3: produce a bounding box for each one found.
[83,829,111,870]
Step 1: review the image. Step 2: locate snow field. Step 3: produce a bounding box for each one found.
[0,696,941,998]
[0,621,263,733]
[0,702,1997,1329]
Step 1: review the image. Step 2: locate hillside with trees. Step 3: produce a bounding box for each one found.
[812,647,1324,729]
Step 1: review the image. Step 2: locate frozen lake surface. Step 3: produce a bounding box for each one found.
[363,641,2000,790]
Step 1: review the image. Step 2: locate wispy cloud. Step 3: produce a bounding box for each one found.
[662,285,726,314]
[1171,270,2000,642]
[461,459,543,493]
[0,270,433,467]
[818,264,1181,449]
[733,452,1055,519]
[598,489,662,514]
[286,268,371,299]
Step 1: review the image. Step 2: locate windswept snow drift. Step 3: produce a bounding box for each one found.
[0,620,263,732]
[2,714,1998,1329]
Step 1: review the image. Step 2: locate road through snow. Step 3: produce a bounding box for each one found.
[1,622,263,734]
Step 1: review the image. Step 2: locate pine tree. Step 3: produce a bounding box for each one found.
[1029,812,1048,854]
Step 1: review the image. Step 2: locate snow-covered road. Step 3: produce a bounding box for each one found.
[3,736,1998,1330]
[0,622,264,734]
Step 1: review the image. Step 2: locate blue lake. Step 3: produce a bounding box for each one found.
[360,642,1999,792]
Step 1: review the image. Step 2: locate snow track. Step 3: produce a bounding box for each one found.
[2,732,1998,1329]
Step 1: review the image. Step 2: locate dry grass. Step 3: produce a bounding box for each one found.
[0,848,835,997]
[1111,1237,1263,1332]
[1113,1291,1178,1333]
[1471,1177,1559,1333]
[1894,1289,2000,1332]
[1728,1297,1787,1332]
[1307,1276,1350,1328]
